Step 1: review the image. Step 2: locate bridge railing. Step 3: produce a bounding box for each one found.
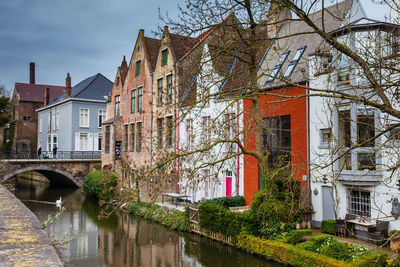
[0,151,101,160]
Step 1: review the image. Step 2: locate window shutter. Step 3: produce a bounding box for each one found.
[89,133,94,151]
[75,132,80,151]
[94,133,99,151]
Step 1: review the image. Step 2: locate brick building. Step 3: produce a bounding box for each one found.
[102,28,199,201]
[4,63,64,154]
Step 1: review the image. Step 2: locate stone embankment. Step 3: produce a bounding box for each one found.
[0,185,62,266]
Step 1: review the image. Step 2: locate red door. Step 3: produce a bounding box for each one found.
[226,177,232,197]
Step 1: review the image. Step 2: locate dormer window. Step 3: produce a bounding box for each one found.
[283,46,307,78]
[265,51,290,84]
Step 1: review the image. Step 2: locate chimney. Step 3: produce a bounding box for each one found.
[163,26,169,35]
[44,87,49,106]
[29,62,35,84]
[139,29,144,37]
[66,73,72,98]
[267,1,292,37]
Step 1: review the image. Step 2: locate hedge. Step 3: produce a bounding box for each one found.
[237,233,390,267]
[321,220,336,235]
[280,229,312,244]
[237,233,350,267]
[128,202,191,231]
[198,202,252,237]
[205,196,246,208]
[351,252,389,267]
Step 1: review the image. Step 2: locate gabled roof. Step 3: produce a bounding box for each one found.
[15,83,64,103]
[169,34,199,61]
[330,17,400,37]
[143,37,162,72]
[50,73,113,105]
[258,0,357,88]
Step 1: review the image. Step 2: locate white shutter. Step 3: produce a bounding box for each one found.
[88,133,94,151]
[75,132,80,151]
[94,133,99,151]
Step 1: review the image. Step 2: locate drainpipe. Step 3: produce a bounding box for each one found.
[113,123,116,172]
[236,99,240,196]
[306,82,311,191]
[150,73,154,169]
[173,63,179,193]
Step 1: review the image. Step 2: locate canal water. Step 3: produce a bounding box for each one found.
[5,175,281,267]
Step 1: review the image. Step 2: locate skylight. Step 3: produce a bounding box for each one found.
[283,46,307,78]
[265,51,290,84]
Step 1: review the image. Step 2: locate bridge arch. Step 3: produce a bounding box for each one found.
[2,166,81,187]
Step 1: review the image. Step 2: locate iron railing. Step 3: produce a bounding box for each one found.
[0,151,101,160]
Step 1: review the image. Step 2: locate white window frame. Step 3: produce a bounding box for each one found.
[79,132,89,151]
[347,189,371,218]
[39,117,42,133]
[51,111,56,132]
[98,109,106,128]
[56,111,59,130]
[48,113,51,131]
[201,116,211,142]
[186,119,193,151]
[334,103,380,174]
[80,108,89,128]
[319,128,332,149]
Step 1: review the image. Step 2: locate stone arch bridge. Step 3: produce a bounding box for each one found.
[0,159,101,187]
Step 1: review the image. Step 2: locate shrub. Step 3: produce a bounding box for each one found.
[296,235,336,253]
[297,240,315,251]
[280,229,312,244]
[321,220,336,235]
[82,170,118,200]
[352,252,388,267]
[320,242,352,262]
[198,202,253,237]
[205,196,245,208]
[249,176,302,238]
[128,202,191,231]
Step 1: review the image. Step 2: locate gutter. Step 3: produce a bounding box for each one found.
[36,97,107,112]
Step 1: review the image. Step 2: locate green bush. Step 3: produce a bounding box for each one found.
[205,196,245,208]
[128,202,191,231]
[237,233,350,267]
[249,176,301,238]
[296,240,314,251]
[320,242,352,262]
[352,252,388,267]
[297,235,336,253]
[321,220,336,235]
[280,229,312,244]
[82,170,118,200]
[198,202,253,237]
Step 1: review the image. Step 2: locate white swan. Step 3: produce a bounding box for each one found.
[55,197,62,207]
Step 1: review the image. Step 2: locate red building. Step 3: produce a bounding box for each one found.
[243,86,308,204]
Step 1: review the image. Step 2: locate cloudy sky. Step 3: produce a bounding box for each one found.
[0,0,392,93]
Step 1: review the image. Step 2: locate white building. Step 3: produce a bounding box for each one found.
[308,9,400,233]
[178,42,244,202]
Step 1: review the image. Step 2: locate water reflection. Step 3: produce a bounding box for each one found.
[8,175,280,267]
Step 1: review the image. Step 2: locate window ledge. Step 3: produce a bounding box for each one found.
[336,171,382,185]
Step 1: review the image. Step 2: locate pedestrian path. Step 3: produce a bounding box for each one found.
[0,185,62,266]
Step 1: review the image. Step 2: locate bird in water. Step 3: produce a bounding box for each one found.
[56,197,62,207]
